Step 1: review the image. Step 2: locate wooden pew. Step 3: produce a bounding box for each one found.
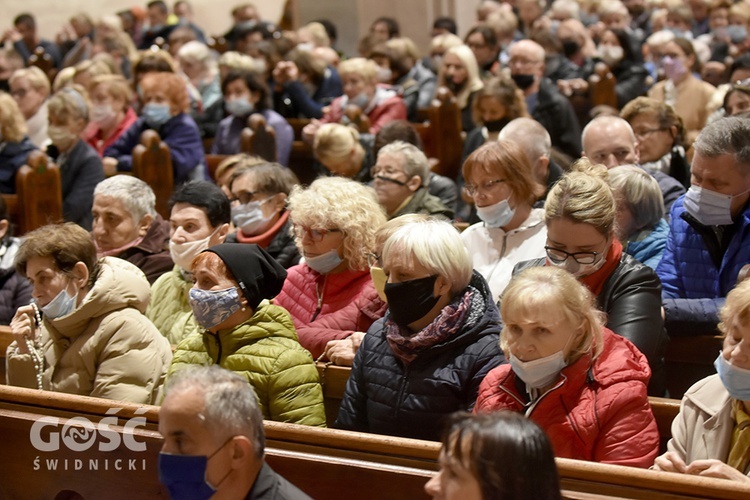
[2,150,63,236]
[567,63,619,128]
[417,87,463,180]
[286,118,317,185]
[0,386,749,500]
[132,130,173,219]
[241,114,277,162]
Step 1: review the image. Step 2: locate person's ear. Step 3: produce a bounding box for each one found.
[229,436,256,469]
[668,125,677,140]
[216,223,230,243]
[71,261,90,290]
[270,193,287,213]
[632,143,640,164]
[434,275,451,297]
[0,219,9,240]
[406,175,422,192]
[137,214,154,237]
[535,156,550,183]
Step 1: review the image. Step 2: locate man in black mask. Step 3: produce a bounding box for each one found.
[508,39,582,159]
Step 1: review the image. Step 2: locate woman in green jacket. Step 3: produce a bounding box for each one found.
[167,242,326,426]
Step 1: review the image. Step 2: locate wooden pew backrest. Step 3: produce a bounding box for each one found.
[132,130,173,219]
[4,150,64,235]
[241,114,277,162]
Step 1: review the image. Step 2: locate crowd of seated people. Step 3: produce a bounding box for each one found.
[4,1,750,494]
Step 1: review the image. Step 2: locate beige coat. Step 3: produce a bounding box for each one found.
[664,374,750,476]
[648,75,715,141]
[6,257,172,404]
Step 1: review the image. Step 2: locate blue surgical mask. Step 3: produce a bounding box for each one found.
[158,439,232,500]
[142,103,172,128]
[231,199,274,235]
[714,352,750,401]
[188,287,243,330]
[42,287,77,319]
[305,249,343,274]
[683,185,750,226]
[476,199,515,228]
[225,97,254,117]
[509,351,567,390]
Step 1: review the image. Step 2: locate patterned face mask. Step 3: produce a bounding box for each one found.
[188,286,242,330]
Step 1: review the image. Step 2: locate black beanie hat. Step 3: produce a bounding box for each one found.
[204,243,287,310]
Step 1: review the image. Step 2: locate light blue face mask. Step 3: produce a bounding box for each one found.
[231,200,274,236]
[142,103,172,128]
[225,97,254,117]
[348,92,370,109]
[476,199,515,228]
[42,287,77,319]
[715,352,750,401]
[305,249,343,274]
[188,287,243,330]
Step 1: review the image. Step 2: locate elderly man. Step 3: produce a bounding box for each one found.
[507,39,581,159]
[146,181,230,345]
[9,66,49,148]
[92,176,172,284]
[581,115,685,213]
[159,366,310,499]
[657,117,750,335]
[372,141,453,220]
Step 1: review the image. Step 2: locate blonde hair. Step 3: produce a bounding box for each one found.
[544,159,616,237]
[288,177,386,270]
[608,165,664,235]
[48,86,90,124]
[313,123,361,168]
[0,92,27,142]
[299,22,330,48]
[500,266,605,363]
[90,74,133,113]
[439,45,484,108]
[431,33,463,53]
[52,67,76,93]
[338,57,378,84]
[719,278,750,337]
[471,74,528,126]
[10,66,51,98]
[383,217,472,295]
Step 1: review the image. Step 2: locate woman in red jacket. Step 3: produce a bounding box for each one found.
[475,265,659,468]
[274,176,388,359]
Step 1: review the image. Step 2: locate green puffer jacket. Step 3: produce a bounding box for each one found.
[146,266,199,345]
[168,302,327,427]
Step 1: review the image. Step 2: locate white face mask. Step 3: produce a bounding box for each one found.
[169,228,220,271]
[90,104,117,127]
[48,125,78,149]
[548,252,607,278]
[683,185,750,226]
[597,45,624,68]
[305,249,343,274]
[231,199,275,236]
[476,199,515,228]
[509,333,575,389]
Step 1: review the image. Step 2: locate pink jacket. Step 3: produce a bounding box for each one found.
[475,328,659,468]
[274,264,387,359]
[320,88,407,134]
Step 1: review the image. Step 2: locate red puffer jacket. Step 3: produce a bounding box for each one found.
[274,264,387,359]
[475,328,659,468]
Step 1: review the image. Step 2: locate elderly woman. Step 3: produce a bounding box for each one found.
[461,141,547,303]
[475,266,659,467]
[0,92,37,193]
[302,57,407,141]
[103,72,205,183]
[83,75,138,156]
[9,66,50,148]
[335,217,503,441]
[7,223,172,404]
[621,97,691,188]
[274,177,388,359]
[313,123,371,182]
[211,70,293,167]
[438,45,484,132]
[653,278,750,482]
[515,162,668,396]
[272,47,343,119]
[168,243,326,426]
[47,87,106,230]
[609,165,669,270]
[91,175,172,284]
[425,412,562,499]
[225,162,301,268]
[177,41,221,111]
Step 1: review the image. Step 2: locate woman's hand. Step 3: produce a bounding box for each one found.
[302,119,321,144]
[652,451,687,473]
[102,157,118,177]
[324,332,365,366]
[10,305,37,355]
[686,459,750,483]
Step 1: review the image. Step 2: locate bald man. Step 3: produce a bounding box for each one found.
[508,39,581,158]
[582,115,685,213]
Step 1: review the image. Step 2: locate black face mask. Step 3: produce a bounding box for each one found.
[0,79,8,93]
[511,73,536,90]
[484,117,510,133]
[384,275,440,327]
[445,79,466,94]
[561,39,580,58]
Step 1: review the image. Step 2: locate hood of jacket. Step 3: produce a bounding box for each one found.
[47,257,151,338]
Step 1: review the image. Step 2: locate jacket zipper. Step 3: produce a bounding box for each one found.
[498,375,567,416]
[395,364,411,425]
[209,331,222,364]
[311,274,328,322]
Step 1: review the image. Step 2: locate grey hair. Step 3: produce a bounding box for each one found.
[377,140,431,184]
[498,117,551,164]
[94,175,157,222]
[165,365,265,458]
[608,165,664,234]
[694,117,750,169]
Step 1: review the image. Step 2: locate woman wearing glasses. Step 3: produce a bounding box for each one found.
[460,141,547,304]
[274,176,388,359]
[514,160,667,396]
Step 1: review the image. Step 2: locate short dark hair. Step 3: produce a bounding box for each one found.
[433,16,457,35]
[221,69,269,111]
[14,14,35,29]
[147,0,169,14]
[730,53,750,80]
[373,120,421,158]
[373,17,399,38]
[465,25,498,48]
[168,181,231,228]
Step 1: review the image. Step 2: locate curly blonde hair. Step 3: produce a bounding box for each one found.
[288,177,386,270]
[501,266,605,363]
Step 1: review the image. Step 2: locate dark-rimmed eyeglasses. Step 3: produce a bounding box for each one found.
[544,246,600,265]
[292,224,341,242]
[464,179,506,197]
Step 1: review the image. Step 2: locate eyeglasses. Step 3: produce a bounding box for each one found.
[632,127,667,139]
[292,224,341,242]
[10,88,29,99]
[545,246,601,265]
[366,252,381,268]
[464,179,507,197]
[508,57,542,68]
